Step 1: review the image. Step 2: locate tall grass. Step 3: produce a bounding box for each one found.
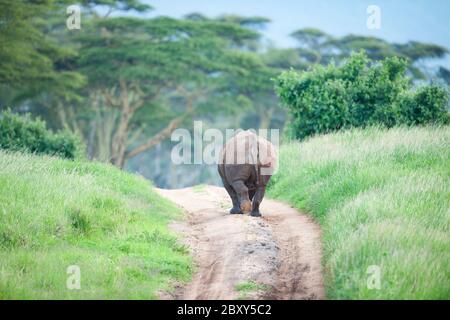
[267,126,450,299]
[0,152,191,299]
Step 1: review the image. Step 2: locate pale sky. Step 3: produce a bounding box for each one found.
[140,0,450,50]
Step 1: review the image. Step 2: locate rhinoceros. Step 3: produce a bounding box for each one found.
[218,130,277,217]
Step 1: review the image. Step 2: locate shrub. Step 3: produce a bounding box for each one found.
[398,85,450,125]
[275,52,449,139]
[0,110,82,159]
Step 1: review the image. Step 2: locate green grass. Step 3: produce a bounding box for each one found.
[0,151,192,299]
[192,184,207,194]
[235,281,268,299]
[267,126,450,299]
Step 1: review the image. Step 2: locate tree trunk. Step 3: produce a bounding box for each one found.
[93,99,116,162]
[259,107,274,129]
[111,80,133,168]
[106,83,195,168]
[86,119,97,159]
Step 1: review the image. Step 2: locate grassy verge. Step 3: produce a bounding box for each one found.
[267,126,449,299]
[0,151,191,299]
[235,281,268,300]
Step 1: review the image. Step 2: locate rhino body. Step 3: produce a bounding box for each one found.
[218,131,277,217]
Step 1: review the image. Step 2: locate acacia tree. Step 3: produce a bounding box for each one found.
[0,0,60,87]
[0,0,85,109]
[76,15,261,167]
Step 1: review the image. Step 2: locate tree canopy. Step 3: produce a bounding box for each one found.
[289,28,449,80]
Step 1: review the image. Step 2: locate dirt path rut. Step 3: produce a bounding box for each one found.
[156,185,325,300]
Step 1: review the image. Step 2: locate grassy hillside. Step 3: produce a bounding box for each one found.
[267,126,450,299]
[0,151,191,299]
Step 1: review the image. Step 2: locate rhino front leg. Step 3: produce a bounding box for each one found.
[250,186,266,217]
[231,180,251,214]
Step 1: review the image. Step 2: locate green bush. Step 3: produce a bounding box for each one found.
[275,52,449,139]
[398,85,450,125]
[0,110,82,159]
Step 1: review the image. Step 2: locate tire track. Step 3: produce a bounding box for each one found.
[156,186,325,300]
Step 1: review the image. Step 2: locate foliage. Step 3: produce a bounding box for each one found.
[398,85,450,125]
[0,110,82,159]
[0,0,84,96]
[267,126,450,299]
[71,13,268,167]
[289,29,449,80]
[276,52,449,139]
[0,151,191,299]
[0,0,56,86]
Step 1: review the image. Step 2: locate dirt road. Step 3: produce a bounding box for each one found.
[156,185,325,300]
